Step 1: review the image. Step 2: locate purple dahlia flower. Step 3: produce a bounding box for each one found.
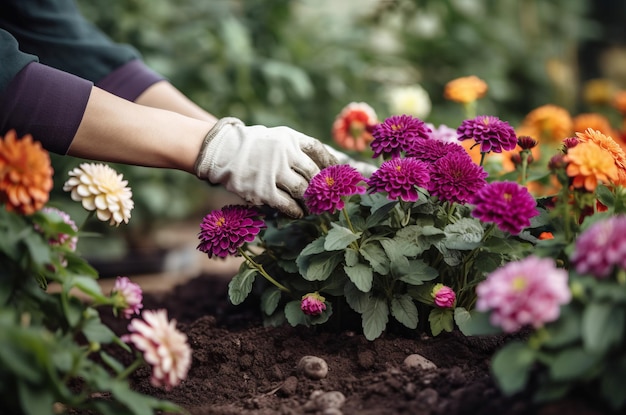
[304,165,366,214]
[197,205,265,258]
[428,153,488,204]
[370,115,432,158]
[457,115,517,153]
[366,157,430,202]
[405,138,471,164]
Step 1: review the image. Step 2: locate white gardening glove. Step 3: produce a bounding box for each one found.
[194,117,337,218]
[323,144,378,177]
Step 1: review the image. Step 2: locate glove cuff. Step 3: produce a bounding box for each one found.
[194,117,244,180]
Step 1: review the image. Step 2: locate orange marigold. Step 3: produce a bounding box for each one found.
[564,141,618,192]
[572,113,617,138]
[443,76,488,104]
[331,102,378,152]
[576,128,626,186]
[519,104,573,143]
[0,130,53,215]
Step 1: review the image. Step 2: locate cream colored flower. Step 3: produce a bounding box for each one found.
[385,84,431,119]
[123,309,192,390]
[63,163,134,226]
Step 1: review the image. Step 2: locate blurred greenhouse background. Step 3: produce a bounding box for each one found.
[50,0,626,267]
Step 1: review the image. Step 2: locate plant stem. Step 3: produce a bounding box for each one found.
[239,248,291,293]
[116,356,144,380]
[479,152,487,167]
[520,149,530,186]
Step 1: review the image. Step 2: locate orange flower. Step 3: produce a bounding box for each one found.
[572,113,617,138]
[564,141,618,191]
[538,232,554,240]
[0,130,53,215]
[612,90,626,115]
[331,102,378,152]
[576,128,626,186]
[518,104,573,143]
[443,76,488,104]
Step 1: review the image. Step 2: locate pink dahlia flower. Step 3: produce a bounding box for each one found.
[457,115,517,153]
[111,276,143,319]
[405,138,469,164]
[197,205,265,258]
[123,309,192,390]
[301,292,327,316]
[366,158,430,202]
[471,181,539,235]
[571,215,626,278]
[370,115,432,158]
[303,165,366,214]
[37,206,79,251]
[431,284,456,308]
[426,123,460,145]
[428,153,488,204]
[476,256,571,332]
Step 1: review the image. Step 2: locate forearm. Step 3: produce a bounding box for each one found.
[69,86,214,173]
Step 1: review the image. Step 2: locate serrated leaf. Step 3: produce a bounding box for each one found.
[82,316,115,344]
[324,223,361,251]
[365,201,396,228]
[443,218,483,250]
[344,282,369,313]
[398,259,438,285]
[261,287,282,316]
[284,300,308,326]
[359,242,389,275]
[492,341,535,395]
[299,252,343,281]
[343,263,373,292]
[345,247,359,267]
[428,308,454,336]
[391,295,418,329]
[228,268,257,305]
[362,297,389,340]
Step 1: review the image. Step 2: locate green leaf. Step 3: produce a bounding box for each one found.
[72,275,109,303]
[442,218,483,250]
[595,184,615,208]
[344,282,369,313]
[492,341,536,395]
[228,267,257,305]
[398,259,438,285]
[582,302,624,354]
[99,351,125,375]
[261,287,282,316]
[362,297,389,340]
[343,263,373,292]
[324,223,361,251]
[309,302,333,326]
[344,247,359,267]
[299,237,326,256]
[284,300,308,326]
[18,380,54,415]
[394,225,442,256]
[365,201,396,228]
[428,308,454,336]
[543,305,581,348]
[391,295,418,329]
[454,307,502,336]
[82,316,115,344]
[549,347,599,381]
[359,242,389,275]
[299,252,343,281]
[600,356,626,410]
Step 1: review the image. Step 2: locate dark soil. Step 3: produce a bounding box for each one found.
[101,273,606,415]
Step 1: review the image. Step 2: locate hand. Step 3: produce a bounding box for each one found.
[194,117,337,218]
[322,144,378,177]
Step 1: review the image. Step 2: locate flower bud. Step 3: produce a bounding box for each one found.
[301,292,327,316]
[517,136,537,150]
[431,284,456,308]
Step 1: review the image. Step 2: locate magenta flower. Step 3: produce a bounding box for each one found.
[122,309,192,390]
[471,181,539,235]
[303,165,366,214]
[366,158,430,202]
[301,292,327,316]
[197,205,265,258]
[405,138,470,163]
[457,115,517,153]
[476,256,571,332]
[431,284,456,308]
[571,215,626,278]
[37,206,78,251]
[426,123,460,145]
[370,115,432,158]
[428,153,488,204]
[111,276,143,319]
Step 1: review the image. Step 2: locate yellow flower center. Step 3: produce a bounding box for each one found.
[325,176,335,187]
[482,117,490,125]
[391,124,402,131]
[396,165,402,171]
[512,276,527,291]
[503,192,512,202]
[216,216,226,227]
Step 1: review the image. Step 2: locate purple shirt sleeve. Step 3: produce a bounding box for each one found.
[96,59,165,102]
[0,62,92,154]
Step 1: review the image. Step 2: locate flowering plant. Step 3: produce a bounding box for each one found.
[197,81,551,341]
[0,131,189,414]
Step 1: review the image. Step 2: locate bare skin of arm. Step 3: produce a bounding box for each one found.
[67,86,214,173]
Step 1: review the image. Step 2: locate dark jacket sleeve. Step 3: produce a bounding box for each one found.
[0,0,164,99]
[0,28,92,154]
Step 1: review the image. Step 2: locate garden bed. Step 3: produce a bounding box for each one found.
[99,273,603,415]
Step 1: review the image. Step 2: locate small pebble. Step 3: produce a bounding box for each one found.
[279,376,298,396]
[403,354,437,370]
[314,391,346,410]
[297,355,329,380]
[322,408,343,415]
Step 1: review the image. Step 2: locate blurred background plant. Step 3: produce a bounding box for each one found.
[58,0,626,266]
